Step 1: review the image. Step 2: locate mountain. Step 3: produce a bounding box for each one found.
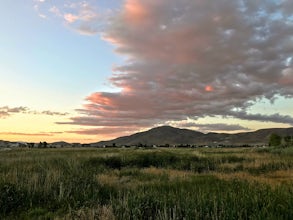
[95,126,293,146]
[95,126,201,146]
[51,141,70,145]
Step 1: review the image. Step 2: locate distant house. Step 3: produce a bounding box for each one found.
[89,143,99,148]
[72,143,81,148]
[9,142,27,148]
[0,141,9,148]
[50,141,72,148]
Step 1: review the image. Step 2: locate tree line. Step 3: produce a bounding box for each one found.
[269,133,293,147]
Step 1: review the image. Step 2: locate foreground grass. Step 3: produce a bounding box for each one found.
[0,147,292,219]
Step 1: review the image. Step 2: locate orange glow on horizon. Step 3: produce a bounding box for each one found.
[0,133,103,144]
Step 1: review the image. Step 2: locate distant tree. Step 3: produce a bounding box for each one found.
[37,142,48,148]
[28,143,34,148]
[284,136,293,147]
[269,133,282,146]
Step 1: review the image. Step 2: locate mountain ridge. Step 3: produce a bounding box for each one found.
[95,126,293,146]
[1,126,293,147]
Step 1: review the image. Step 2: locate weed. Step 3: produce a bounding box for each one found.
[0,147,292,219]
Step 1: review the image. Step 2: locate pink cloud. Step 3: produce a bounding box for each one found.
[35,1,103,35]
[0,132,62,136]
[0,111,10,118]
[64,13,79,23]
[68,126,138,136]
[205,85,214,92]
[123,0,151,26]
[280,68,293,85]
[59,0,293,135]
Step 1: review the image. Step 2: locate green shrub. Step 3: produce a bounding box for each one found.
[0,183,28,215]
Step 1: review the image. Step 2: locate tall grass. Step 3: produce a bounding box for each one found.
[0,147,292,219]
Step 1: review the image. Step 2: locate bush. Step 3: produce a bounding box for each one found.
[269,133,282,146]
[0,183,28,215]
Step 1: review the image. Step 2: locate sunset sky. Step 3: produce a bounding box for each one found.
[1,0,293,143]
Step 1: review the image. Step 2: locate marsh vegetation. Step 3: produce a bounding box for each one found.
[0,147,292,219]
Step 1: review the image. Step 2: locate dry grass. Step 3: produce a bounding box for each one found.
[96,172,122,187]
[264,170,293,183]
[96,167,195,189]
[214,169,293,186]
[59,205,115,220]
[142,167,193,181]
[218,162,242,170]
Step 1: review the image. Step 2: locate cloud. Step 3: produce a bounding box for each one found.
[0,111,10,118]
[62,2,101,35]
[7,106,28,113]
[174,122,250,132]
[229,111,293,125]
[0,106,28,118]
[33,3,47,19]
[0,132,62,136]
[58,0,293,135]
[34,1,107,35]
[40,111,69,116]
[280,68,293,85]
[49,6,62,17]
[64,13,79,23]
[67,126,138,136]
[0,106,68,118]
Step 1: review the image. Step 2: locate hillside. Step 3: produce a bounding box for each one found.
[95,126,293,146]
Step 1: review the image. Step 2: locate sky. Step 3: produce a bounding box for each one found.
[1,0,293,143]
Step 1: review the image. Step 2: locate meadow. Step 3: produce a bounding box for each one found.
[0,146,292,219]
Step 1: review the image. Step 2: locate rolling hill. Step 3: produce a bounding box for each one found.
[95,126,293,146]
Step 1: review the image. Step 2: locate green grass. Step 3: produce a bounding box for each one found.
[0,147,292,219]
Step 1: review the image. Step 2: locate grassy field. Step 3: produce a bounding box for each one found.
[0,147,292,219]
